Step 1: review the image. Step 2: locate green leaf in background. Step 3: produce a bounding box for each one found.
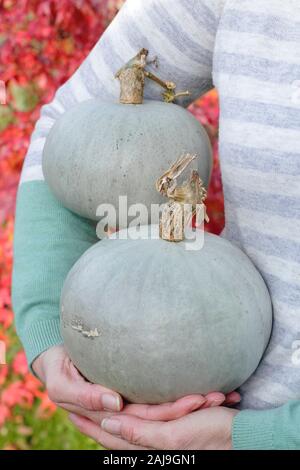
[10,82,39,112]
[0,34,7,46]
[0,407,101,450]
[0,106,15,132]
[30,38,43,52]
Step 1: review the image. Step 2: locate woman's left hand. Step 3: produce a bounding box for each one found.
[70,405,239,450]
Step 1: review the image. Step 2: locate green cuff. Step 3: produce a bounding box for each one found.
[232,409,275,450]
[20,318,63,370]
[234,401,300,450]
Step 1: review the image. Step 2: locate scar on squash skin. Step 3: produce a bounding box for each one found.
[71,323,100,338]
[61,307,100,338]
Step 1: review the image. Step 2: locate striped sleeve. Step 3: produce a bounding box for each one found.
[12,0,225,367]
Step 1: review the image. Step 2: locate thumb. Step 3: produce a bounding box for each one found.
[65,380,123,412]
[47,373,123,412]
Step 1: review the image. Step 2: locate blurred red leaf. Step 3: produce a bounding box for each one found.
[12,351,28,376]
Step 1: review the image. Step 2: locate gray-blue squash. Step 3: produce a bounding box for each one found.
[42,100,212,224]
[60,225,273,404]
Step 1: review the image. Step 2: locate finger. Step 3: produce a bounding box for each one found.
[64,394,206,423]
[201,392,226,408]
[69,413,149,450]
[48,378,123,413]
[224,391,241,405]
[101,414,171,450]
[123,395,206,421]
[60,402,113,423]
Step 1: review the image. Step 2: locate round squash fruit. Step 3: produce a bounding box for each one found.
[42,50,212,224]
[60,225,273,404]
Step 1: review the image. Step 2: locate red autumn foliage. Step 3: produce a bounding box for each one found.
[0,0,223,430]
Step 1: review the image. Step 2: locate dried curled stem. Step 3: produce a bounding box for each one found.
[156,154,209,242]
[115,49,190,104]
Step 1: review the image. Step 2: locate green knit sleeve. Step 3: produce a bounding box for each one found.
[12,181,98,367]
[233,401,300,450]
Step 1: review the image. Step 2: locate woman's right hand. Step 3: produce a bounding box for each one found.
[32,345,123,421]
[33,345,240,427]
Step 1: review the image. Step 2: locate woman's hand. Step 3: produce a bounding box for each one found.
[32,345,125,420]
[33,344,240,445]
[70,406,239,450]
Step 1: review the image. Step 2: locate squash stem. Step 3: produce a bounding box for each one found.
[156,154,209,242]
[115,49,190,104]
[115,49,148,105]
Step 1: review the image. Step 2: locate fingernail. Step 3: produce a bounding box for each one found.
[189,398,206,410]
[102,394,121,412]
[228,397,241,405]
[190,400,205,411]
[210,399,223,407]
[102,418,121,435]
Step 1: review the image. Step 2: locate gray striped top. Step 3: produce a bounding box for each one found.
[21,0,300,410]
